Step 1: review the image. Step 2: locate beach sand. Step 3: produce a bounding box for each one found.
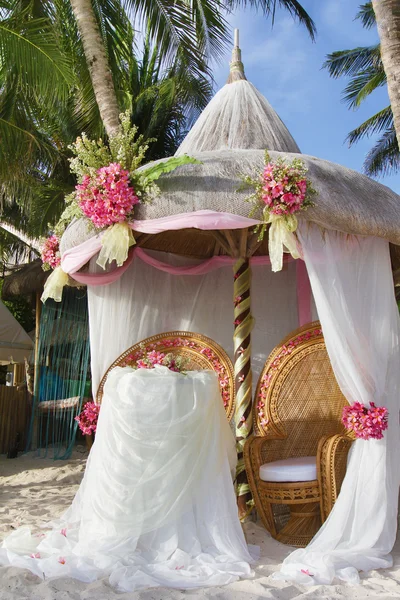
[1,450,400,600]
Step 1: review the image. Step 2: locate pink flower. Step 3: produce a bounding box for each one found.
[76,163,139,228]
[298,179,307,194]
[60,528,67,537]
[75,401,100,436]
[41,235,61,269]
[301,569,313,576]
[30,553,41,559]
[342,402,388,440]
[264,163,274,177]
[58,557,66,565]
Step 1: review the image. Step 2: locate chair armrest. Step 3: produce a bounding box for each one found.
[317,433,354,522]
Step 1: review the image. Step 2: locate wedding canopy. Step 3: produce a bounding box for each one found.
[56,33,400,585]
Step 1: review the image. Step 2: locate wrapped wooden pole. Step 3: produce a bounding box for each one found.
[233,257,254,517]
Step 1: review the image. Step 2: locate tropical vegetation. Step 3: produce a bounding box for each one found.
[0,0,315,267]
[324,2,398,178]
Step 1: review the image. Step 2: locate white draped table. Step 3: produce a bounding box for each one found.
[0,366,255,591]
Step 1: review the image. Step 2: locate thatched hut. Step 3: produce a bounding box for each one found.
[51,33,400,584]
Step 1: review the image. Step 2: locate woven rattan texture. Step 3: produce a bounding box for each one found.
[244,322,354,547]
[96,331,235,421]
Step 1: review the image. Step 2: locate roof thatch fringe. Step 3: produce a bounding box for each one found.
[1,260,49,300]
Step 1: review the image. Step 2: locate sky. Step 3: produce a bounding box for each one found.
[209,0,400,194]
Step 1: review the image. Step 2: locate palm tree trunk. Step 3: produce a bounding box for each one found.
[372,0,400,149]
[69,0,120,137]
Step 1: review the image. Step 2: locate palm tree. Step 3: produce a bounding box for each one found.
[0,1,214,261]
[372,0,400,152]
[129,38,213,159]
[324,2,399,177]
[70,0,316,139]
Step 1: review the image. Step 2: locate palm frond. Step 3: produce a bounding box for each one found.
[346,106,393,145]
[0,225,39,265]
[356,2,375,29]
[343,69,386,108]
[364,126,400,177]
[0,13,73,103]
[224,0,316,40]
[323,45,382,78]
[0,118,59,176]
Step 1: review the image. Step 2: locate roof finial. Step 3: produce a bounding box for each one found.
[227,28,247,83]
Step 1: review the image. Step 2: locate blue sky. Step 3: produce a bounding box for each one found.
[210,0,400,194]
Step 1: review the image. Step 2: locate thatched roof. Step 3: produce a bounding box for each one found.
[61,149,400,259]
[1,259,50,300]
[60,35,400,274]
[176,38,300,155]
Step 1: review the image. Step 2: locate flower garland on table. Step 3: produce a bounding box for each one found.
[134,345,189,373]
[242,151,317,272]
[342,402,388,440]
[121,337,232,410]
[41,111,199,303]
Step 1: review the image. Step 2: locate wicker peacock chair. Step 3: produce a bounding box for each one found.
[244,322,354,548]
[96,331,235,421]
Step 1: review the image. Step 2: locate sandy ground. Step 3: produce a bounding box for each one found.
[1,450,400,600]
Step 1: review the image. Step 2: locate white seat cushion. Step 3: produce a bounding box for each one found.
[259,456,317,483]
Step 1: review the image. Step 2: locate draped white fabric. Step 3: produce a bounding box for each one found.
[87,251,300,395]
[0,367,255,591]
[276,222,400,585]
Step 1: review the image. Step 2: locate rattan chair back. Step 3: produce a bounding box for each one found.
[255,322,348,458]
[96,331,235,420]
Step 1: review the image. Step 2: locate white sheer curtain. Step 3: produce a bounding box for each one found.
[276,222,400,585]
[87,251,300,395]
[1,368,255,591]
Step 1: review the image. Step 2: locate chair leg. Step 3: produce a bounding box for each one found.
[276,502,321,548]
[256,497,277,537]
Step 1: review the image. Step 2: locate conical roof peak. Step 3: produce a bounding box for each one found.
[227,29,246,83]
[176,32,300,156]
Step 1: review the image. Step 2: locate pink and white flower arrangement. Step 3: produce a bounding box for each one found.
[261,158,314,217]
[75,401,100,436]
[242,151,317,244]
[41,235,61,271]
[76,163,140,229]
[342,401,388,440]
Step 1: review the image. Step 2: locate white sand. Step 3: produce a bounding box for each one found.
[1,450,400,600]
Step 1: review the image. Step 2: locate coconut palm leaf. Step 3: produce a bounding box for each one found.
[224,0,316,39]
[324,1,398,178]
[356,1,375,29]
[0,9,73,103]
[364,127,400,177]
[323,45,382,80]
[342,68,386,108]
[347,106,393,144]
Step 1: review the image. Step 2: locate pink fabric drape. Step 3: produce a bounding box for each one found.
[68,247,311,328]
[61,209,312,327]
[69,247,296,286]
[61,211,260,275]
